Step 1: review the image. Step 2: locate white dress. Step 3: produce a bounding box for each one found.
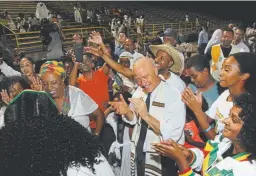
[68,86,98,132]
[36,2,49,21]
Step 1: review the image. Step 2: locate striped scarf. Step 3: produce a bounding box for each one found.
[61,86,70,116]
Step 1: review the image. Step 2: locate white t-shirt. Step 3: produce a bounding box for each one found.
[68,86,98,132]
[159,72,186,92]
[234,41,250,52]
[67,153,115,176]
[206,90,233,134]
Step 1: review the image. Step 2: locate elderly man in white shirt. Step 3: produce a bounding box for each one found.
[110,57,185,176]
[233,28,250,52]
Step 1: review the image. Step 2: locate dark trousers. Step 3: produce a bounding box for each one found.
[198,43,207,55]
[137,153,178,176]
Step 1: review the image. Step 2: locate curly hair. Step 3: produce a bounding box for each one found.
[0,114,104,176]
[0,76,31,96]
[234,93,256,160]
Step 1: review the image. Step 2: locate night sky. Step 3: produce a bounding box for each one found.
[140,1,256,26]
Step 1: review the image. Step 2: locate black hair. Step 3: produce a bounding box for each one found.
[185,54,211,72]
[61,56,73,64]
[118,30,127,37]
[103,38,115,56]
[222,27,234,35]
[21,57,35,65]
[4,90,58,125]
[113,92,130,105]
[0,91,103,175]
[229,52,256,99]
[0,76,31,96]
[0,115,104,176]
[234,93,256,160]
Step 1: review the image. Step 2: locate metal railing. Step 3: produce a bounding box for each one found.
[0,21,19,47]
[5,26,113,52]
[3,21,225,52]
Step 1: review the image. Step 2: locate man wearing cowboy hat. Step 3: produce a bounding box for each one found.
[163,28,185,69]
[149,44,186,92]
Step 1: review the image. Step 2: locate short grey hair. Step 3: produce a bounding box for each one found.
[133,56,156,69]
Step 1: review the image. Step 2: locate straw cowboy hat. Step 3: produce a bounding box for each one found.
[149,44,184,74]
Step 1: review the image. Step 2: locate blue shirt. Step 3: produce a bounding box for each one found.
[198,30,209,45]
[114,44,125,57]
[189,82,219,108]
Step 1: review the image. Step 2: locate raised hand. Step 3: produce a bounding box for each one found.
[31,76,43,91]
[88,31,103,45]
[0,89,12,104]
[84,46,104,57]
[128,97,148,120]
[109,94,130,115]
[182,87,202,112]
[72,33,83,44]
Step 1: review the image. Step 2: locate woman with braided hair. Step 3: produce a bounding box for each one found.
[0,90,114,176]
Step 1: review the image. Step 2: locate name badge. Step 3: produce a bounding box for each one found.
[152,101,165,107]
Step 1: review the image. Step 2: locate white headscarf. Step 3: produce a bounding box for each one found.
[204,29,222,54]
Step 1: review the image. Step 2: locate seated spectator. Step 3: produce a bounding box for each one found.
[0,90,114,176]
[153,93,256,176]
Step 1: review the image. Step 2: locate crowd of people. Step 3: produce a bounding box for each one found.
[1,3,256,175]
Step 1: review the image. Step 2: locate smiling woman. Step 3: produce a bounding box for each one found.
[39,61,105,136]
[0,57,41,90]
[182,52,256,140]
[153,93,256,176]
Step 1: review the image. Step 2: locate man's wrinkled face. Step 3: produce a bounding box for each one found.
[133,61,158,93]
